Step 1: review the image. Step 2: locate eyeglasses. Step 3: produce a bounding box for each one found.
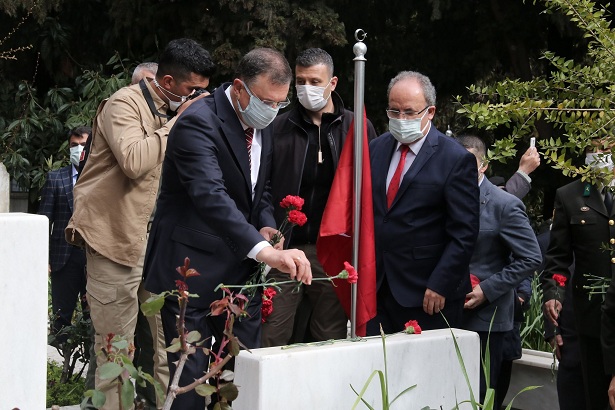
[385,105,430,120]
[242,81,291,109]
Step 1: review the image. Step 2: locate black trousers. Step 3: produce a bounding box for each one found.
[476,331,505,405]
[50,247,86,342]
[159,293,262,409]
[366,277,464,335]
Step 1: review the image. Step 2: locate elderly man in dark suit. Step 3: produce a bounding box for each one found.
[39,126,90,342]
[544,139,614,410]
[143,48,312,409]
[367,71,479,334]
[458,135,541,405]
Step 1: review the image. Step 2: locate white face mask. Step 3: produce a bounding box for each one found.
[70,145,84,167]
[237,81,280,129]
[153,78,189,112]
[296,80,332,112]
[585,152,614,171]
[388,110,430,144]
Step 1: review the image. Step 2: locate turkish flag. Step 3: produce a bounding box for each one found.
[316,111,377,337]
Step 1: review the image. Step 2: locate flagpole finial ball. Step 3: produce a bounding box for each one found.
[353,42,367,58]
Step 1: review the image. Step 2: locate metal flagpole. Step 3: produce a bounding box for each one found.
[351,29,367,338]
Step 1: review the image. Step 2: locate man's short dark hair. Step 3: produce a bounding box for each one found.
[157,38,216,82]
[236,48,292,86]
[295,48,334,77]
[68,126,92,143]
[457,135,487,159]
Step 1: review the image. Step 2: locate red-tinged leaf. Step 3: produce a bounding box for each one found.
[228,303,244,316]
[210,298,229,316]
[185,268,200,278]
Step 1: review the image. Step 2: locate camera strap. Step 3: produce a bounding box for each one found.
[139,79,173,120]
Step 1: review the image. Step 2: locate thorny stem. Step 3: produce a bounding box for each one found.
[175,354,233,396]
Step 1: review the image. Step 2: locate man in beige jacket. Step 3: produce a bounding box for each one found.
[66,38,215,409]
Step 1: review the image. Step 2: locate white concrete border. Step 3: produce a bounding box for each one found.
[234,328,480,409]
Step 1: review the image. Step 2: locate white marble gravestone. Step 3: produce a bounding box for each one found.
[0,213,48,409]
[234,328,480,409]
[0,163,9,213]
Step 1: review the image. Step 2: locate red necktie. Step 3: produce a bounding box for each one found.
[245,127,254,167]
[386,145,409,208]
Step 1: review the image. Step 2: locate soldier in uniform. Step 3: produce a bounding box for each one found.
[542,141,613,410]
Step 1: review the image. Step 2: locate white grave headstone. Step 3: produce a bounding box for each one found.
[233,328,480,409]
[0,163,9,212]
[0,213,48,409]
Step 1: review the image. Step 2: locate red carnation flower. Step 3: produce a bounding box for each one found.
[404,320,422,334]
[261,288,277,323]
[343,261,358,284]
[552,274,567,287]
[288,210,308,226]
[470,274,480,288]
[263,287,277,299]
[280,195,305,210]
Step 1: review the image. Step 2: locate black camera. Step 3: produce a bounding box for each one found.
[188,88,209,100]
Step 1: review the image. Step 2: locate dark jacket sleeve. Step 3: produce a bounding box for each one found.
[505,171,531,199]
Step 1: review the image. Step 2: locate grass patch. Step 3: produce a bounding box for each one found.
[47,359,86,407]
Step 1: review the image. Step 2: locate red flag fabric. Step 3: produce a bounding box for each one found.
[316,111,377,337]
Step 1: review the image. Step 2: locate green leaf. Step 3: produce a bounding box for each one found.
[98,362,124,380]
[219,382,239,402]
[112,339,129,350]
[186,330,202,344]
[141,294,165,316]
[195,383,217,397]
[121,378,135,409]
[166,341,182,353]
[91,389,106,407]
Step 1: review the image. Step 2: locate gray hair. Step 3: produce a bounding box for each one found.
[236,48,292,86]
[387,71,437,106]
[296,48,334,77]
[457,135,486,160]
[131,62,158,85]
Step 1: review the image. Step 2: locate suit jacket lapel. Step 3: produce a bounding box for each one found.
[391,129,437,209]
[62,165,75,213]
[479,179,491,216]
[213,85,252,195]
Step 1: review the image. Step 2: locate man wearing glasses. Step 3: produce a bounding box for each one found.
[143,47,312,409]
[367,70,479,334]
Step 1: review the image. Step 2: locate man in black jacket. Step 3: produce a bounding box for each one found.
[262,48,377,347]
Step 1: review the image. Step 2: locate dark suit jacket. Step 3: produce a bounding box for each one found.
[462,178,541,333]
[369,127,479,307]
[38,164,80,272]
[143,84,276,309]
[543,180,613,338]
